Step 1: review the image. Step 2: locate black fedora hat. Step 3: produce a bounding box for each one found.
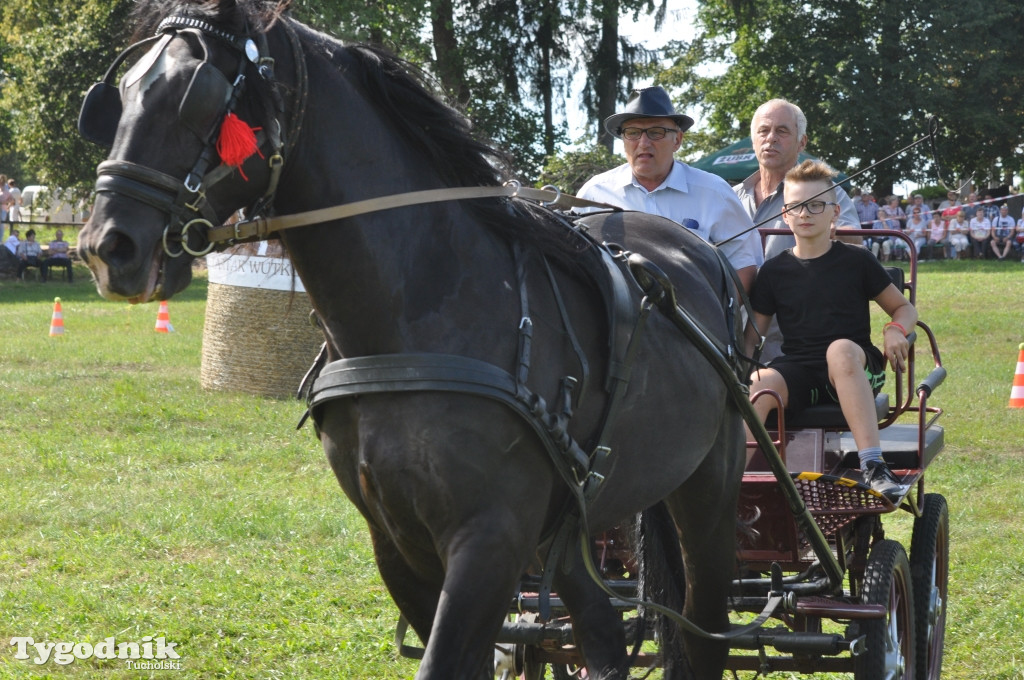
[603,87,695,138]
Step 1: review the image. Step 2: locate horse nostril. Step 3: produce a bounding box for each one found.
[99,230,139,267]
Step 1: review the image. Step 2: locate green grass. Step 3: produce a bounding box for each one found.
[1,259,1022,678]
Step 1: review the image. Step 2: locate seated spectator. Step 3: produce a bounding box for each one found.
[869,214,894,261]
[969,210,991,258]
[855,190,878,227]
[904,207,928,257]
[908,193,931,223]
[962,191,979,219]
[881,194,906,229]
[946,208,970,260]
[743,160,917,501]
[5,226,20,254]
[925,213,949,259]
[990,204,1015,260]
[15,229,43,280]
[42,229,73,282]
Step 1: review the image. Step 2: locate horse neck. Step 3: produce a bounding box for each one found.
[271,47,518,360]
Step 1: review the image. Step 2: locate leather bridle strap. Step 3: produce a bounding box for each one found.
[206,184,620,244]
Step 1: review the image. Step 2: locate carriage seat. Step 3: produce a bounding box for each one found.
[767,392,890,430]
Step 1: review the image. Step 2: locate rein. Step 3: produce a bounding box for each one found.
[206,182,619,244]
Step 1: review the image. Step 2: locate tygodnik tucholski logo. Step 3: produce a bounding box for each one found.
[9,635,182,669]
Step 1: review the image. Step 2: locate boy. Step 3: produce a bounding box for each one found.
[744,160,918,501]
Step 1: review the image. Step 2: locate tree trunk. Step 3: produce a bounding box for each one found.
[594,0,620,152]
[431,0,468,105]
[538,0,556,156]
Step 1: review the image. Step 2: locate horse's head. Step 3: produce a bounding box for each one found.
[78,10,295,302]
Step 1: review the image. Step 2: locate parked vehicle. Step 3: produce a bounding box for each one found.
[20,185,88,223]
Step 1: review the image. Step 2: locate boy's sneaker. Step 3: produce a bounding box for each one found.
[863,460,910,503]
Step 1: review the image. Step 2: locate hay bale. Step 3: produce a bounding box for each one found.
[201,243,323,399]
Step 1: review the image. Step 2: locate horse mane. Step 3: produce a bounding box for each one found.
[129,0,592,265]
[322,40,593,264]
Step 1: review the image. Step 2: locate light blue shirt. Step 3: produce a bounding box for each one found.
[577,161,763,271]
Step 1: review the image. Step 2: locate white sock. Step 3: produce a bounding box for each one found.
[858,446,884,468]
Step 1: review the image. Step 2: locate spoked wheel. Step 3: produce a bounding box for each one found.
[855,539,916,680]
[909,493,949,680]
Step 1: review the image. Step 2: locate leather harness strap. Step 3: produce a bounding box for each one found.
[206,184,619,244]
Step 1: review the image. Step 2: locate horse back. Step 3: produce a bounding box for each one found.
[575,210,738,337]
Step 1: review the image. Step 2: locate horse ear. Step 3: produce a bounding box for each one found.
[79,81,123,147]
[179,62,233,142]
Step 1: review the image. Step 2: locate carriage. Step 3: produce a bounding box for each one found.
[476,227,948,679]
[77,3,948,678]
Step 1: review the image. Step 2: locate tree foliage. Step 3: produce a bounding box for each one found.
[660,0,1024,196]
[0,0,134,193]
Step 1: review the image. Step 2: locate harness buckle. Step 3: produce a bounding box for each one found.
[184,188,207,213]
[183,172,203,194]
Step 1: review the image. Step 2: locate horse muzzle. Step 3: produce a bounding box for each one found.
[79,202,192,304]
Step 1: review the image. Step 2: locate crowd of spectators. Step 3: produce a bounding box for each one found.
[851,188,1024,262]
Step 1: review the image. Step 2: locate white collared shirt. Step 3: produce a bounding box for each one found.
[577,161,763,271]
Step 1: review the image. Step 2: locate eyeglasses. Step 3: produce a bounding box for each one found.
[620,126,680,141]
[782,201,838,215]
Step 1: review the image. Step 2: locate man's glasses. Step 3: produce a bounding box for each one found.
[620,126,680,141]
[782,201,838,215]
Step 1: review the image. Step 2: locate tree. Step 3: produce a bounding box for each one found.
[659,0,1024,197]
[537,144,622,193]
[0,1,134,195]
[583,0,666,152]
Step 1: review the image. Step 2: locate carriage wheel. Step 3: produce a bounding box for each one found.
[909,493,949,680]
[855,539,916,680]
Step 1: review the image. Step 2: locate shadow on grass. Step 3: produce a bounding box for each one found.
[0,265,210,304]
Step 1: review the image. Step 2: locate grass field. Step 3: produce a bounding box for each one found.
[1,259,1022,679]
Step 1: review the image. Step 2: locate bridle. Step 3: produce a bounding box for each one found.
[79,14,308,258]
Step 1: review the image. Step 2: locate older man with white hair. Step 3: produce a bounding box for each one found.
[734,98,861,260]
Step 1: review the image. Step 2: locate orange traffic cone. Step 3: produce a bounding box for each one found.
[1010,343,1024,409]
[49,297,64,337]
[154,300,174,333]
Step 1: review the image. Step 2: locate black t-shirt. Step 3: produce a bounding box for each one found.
[750,241,893,359]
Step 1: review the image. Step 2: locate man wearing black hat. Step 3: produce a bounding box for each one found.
[577,87,762,291]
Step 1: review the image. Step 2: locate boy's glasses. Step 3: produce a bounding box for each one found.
[782,201,838,215]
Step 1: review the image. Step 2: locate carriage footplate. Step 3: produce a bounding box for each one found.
[793,468,920,516]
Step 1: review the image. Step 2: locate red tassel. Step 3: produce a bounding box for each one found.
[217,112,264,181]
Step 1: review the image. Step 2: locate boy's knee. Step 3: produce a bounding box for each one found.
[825,340,865,371]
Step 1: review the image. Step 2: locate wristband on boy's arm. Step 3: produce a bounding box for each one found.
[883,321,908,336]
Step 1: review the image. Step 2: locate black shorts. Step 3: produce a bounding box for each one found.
[766,346,886,416]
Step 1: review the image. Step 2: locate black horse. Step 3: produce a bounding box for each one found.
[78,2,746,677]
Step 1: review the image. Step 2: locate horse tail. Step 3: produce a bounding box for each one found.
[634,503,693,679]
